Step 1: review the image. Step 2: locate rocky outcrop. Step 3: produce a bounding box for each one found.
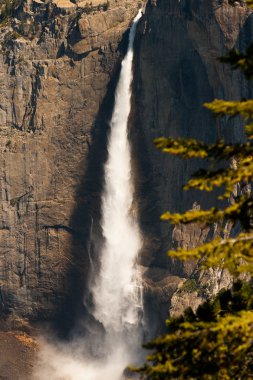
[0,0,140,330]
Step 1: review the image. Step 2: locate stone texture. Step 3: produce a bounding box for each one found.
[0,0,139,331]
[0,331,37,380]
[71,7,136,54]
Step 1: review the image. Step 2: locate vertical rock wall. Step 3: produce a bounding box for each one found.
[134,0,253,330]
[0,0,140,330]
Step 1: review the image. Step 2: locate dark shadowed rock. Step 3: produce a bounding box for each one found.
[133,0,252,326]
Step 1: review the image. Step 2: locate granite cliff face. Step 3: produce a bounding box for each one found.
[0,0,140,331]
[0,0,252,338]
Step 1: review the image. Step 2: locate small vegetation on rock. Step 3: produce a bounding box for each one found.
[0,0,22,23]
[180,278,198,293]
[81,1,109,14]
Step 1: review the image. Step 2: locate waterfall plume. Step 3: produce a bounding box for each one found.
[92,7,143,347]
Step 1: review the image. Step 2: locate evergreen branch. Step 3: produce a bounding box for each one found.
[219,47,253,79]
[161,197,249,225]
[184,158,253,195]
[154,136,253,161]
[168,234,253,275]
[245,122,253,139]
[154,137,209,158]
[134,310,253,379]
[246,0,253,9]
[204,99,253,119]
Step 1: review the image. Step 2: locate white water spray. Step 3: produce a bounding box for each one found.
[34,10,143,380]
[92,8,143,342]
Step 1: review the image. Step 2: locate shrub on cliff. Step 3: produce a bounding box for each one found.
[0,0,22,23]
[134,0,253,378]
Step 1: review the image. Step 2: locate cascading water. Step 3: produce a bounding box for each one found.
[35,10,144,380]
[91,7,143,352]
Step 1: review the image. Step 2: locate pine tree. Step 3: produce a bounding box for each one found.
[134,1,253,378]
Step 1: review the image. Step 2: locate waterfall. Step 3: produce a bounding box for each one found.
[34,10,143,380]
[90,6,144,371]
[92,7,143,341]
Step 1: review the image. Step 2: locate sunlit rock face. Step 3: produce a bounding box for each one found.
[0,0,140,330]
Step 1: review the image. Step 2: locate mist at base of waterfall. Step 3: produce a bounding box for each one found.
[33,337,142,380]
